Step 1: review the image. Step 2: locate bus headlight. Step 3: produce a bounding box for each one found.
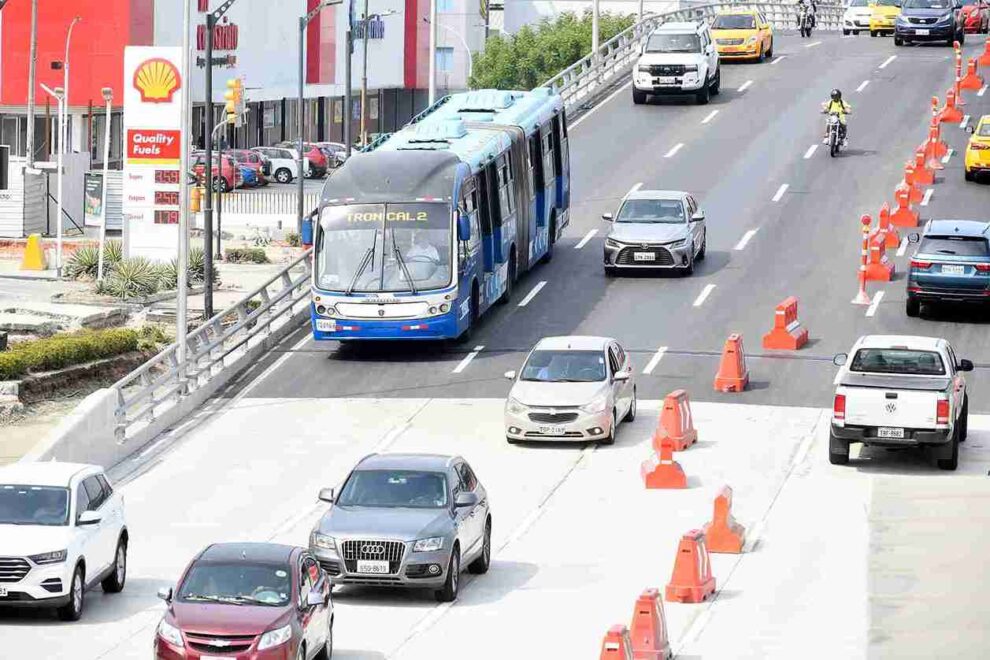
[316,305,327,315]
[440,303,450,313]
[429,306,438,315]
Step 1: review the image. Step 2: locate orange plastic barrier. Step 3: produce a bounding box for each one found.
[897,164,924,204]
[600,624,635,660]
[980,40,990,68]
[713,333,749,393]
[879,203,900,249]
[665,529,716,604]
[938,89,964,124]
[703,485,746,554]
[929,114,949,159]
[890,188,919,228]
[629,589,672,660]
[913,149,934,186]
[651,389,698,452]
[761,296,809,350]
[961,58,984,92]
[641,437,687,489]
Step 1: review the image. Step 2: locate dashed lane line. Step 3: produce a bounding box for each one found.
[961,115,970,129]
[942,148,954,164]
[452,345,485,373]
[701,109,719,124]
[856,80,870,93]
[897,237,908,257]
[804,40,822,48]
[921,188,933,206]
[771,56,787,65]
[734,229,758,250]
[575,229,597,249]
[517,281,547,307]
[979,85,987,97]
[642,347,668,375]
[664,143,684,158]
[866,290,885,318]
[803,144,818,159]
[693,283,716,307]
[738,80,753,92]
[879,55,897,69]
[771,183,789,202]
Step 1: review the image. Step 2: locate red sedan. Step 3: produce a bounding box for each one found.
[961,0,990,33]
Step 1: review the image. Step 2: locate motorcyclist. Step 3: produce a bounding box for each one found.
[821,88,852,146]
[797,0,818,26]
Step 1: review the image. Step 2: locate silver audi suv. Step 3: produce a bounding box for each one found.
[309,453,491,602]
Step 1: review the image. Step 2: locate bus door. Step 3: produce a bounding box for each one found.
[529,131,546,237]
[541,123,556,229]
[551,113,570,231]
[457,179,482,296]
[476,164,496,275]
[508,138,532,271]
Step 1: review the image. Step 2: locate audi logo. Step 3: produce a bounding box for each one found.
[361,544,386,555]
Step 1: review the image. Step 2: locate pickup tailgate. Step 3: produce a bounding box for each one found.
[840,372,948,429]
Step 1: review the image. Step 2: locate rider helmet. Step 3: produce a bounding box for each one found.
[830,89,842,101]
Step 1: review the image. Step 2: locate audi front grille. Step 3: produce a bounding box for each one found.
[341,539,405,574]
[615,247,676,266]
[528,411,580,423]
[0,557,30,583]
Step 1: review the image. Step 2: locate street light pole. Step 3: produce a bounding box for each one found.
[26,0,39,166]
[345,0,353,158]
[41,84,64,278]
[97,87,112,283]
[178,0,192,380]
[361,9,399,146]
[592,0,600,63]
[428,0,437,105]
[425,17,474,83]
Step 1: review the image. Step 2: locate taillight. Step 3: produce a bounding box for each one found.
[975,264,990,273]
[936,398,950,425]
[911,259,932,270]
[833,394,846,421]
[972,143,990,151]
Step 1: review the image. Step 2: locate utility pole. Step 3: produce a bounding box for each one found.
[178,0,192,381]
[344,0,354,158]
[592,0,600,63]
[97,87,112,282]
[360,0,369,146]
[428,0,437,105]
[26,0,38,166]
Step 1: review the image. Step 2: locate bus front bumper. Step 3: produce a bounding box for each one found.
[311,308,461,340]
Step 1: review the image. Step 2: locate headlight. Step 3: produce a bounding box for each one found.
[157,619,183,647]
[605,237,622,248]
[666,238,689,249]
[412,537,444,552]
[258,624,293,651]
[580,396,608,415]
[439,303,450,313]
[311,532,337,554]
[937,11,953,22]
[506,397,528,415]
[637,64,651,72]
[684,65,699,72]
[29,550,66,565]
[746,35,758,44]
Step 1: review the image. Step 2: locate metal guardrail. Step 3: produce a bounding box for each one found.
[217,191,322,216]
[544,1,844,113]
[113,248,314,439]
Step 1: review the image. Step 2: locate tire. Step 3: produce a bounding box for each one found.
[57,565,85,621]
[766,39,773,58]
[711,67,721,95]
[894,36,903,46]
[937,427,959,471]
[213,177,229,193]
[947,35,955,46]
[959,396,969,442]
[695,80,710,105]
[829,130,839,157]
[541,216,556,264]
[604,265,617,277]
[468,519,492,574]
[870,30,878,37]
[101,537,127,593]
[965,169,975,182]
[697,231,707,261]
[624,388,637,422]
[683,250,695,276]
[853,30,860,35]
[829,432,850,466]
[599,411,617,446]
[498,253,516,305]
[906,296,920,317]
[632,88,647,105]
[456,284,479,343]
[434,548,460,602]
[843,29,850,35]
[274,168,292,184]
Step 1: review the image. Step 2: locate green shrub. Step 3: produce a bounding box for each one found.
[104,240,123,267]
[225,247,270,264]
[0,351,31,381]
[157,260,180,291]
[188,246,206,283]
[137,325,169,350]
[97,257,161,299]
[0,328,140,380]
[285,231,301,247]
[66,241,125,280]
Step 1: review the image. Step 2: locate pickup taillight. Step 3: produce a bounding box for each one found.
[936,398,950,425]
[833,393,846,421]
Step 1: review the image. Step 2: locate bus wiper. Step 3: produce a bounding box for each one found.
[346,231,378,295]
[391,232,418,295]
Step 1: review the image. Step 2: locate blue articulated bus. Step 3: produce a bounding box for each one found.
[310,88,570,341]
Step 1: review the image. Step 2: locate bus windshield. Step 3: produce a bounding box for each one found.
[316,202,452,293]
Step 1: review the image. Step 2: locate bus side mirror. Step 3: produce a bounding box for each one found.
[457,214,471,242]
[908,233,920,244]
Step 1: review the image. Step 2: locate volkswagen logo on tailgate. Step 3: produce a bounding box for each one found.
[885,401,897,414]
[362,543,386,555]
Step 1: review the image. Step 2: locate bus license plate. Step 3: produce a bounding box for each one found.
[356,560,390,574]
[539,425,566,435]
[316,319,337,332]
[941,264,964,275]
[915,29,929,35]
[634,252,656,262]
[877,427,905,439]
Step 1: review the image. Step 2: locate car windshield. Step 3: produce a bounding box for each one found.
[875,0,899,6]
[645,33,701,53]
[178,562,292,607]
[850,349,946,375]
[521,349,607,383]
[337,470,449,508]
[962,0,978,4]
[0,485,70,526]
[712,14,756,28]
[919,235,990,256]
[903,0,950,8]
[616,199,685,224]
[316,203,452,293]
[977,123,990,137]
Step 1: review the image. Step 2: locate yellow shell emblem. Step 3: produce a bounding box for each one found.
[132,58,181,104]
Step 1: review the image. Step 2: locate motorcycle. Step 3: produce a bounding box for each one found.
[799,5,815,37]
[825,112,843,157]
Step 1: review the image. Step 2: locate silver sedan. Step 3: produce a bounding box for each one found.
[602,189,707,275]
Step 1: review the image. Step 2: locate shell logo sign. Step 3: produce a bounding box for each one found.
[132,58,181,104]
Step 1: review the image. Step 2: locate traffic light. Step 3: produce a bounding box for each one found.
[223,78,245,126]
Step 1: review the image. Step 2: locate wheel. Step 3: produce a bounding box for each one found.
[599,411,617,446]
[965,169,976,182]
[959,396,969,441]
[604,265,616,277]
[683,250,695,275]
[853,30,860,35]
[468,519,492,574]
[946,35,955,46]
[434,548,460,602]
[274,168,292,184]
[57,565,85,621]
[213,177,230,193]
[829,432,850,466]
[498,253,516,304]
[829,130,839,157]
[870,30,878,37]
[695,80,710,105]
[697,231,707,261]
[958,31,965,45]
[315,615,333,660]
[456,284,479,343]
[101,537,127,593]
[906,296,920,317]
[843,29,850,35]
[624,388,637,422]
[937,427,959,471]
[766,38,773,58]
[894,36,903,46]
[632,88,647,105]
[758,45,766,62]
[711,67,720,95]
[541,216,556,264]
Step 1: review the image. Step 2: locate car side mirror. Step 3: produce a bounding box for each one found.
[157,587,173,603]
[958,359,974,372]
[454,491,479,508]
[77,510,102,526]
[965,125,975,134]
[306,588,324,607]
[833,353,848,367]
[908,232,920,244]
[691,211,706,222]
[602,212,613,222]
[457,213,471,242]
[504,370,516,380]
[613,371,630,382]
[318,487,335,504]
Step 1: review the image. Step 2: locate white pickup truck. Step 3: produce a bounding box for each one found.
[830,335,972,471]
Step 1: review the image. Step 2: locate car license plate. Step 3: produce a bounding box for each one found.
[539,425,566,435]
[356,560,390,574]
[316,319,336,332]
[916,28,930,35]
[877,427,905,439]
[634,252,656,262]
[655,77,676,85]
[0,586,7,597]
[941,264,965,275]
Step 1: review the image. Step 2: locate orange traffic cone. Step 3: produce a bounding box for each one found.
[960,58,984,92]
[641,437,688,490]
[929,115,949,158]
[938,89,964,124]
[897,164,924,204]
[651,390,698,452]
[600,624,634,660]
[665,530,716,604]
[629,589,672,660]
[980,39,990,68]
[713,334,749,392]
[703,485,746,554]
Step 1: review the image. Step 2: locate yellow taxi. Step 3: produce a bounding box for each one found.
[869,0,901,36]
[710,10,774,62]
[964,115,990,181]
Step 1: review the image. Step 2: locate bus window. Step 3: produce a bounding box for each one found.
[502,153,514,214]
[497,155,510,217]
[551,115,564,179]
[477,167,494,236]
[529,134,544,193]
[542,127,554,186]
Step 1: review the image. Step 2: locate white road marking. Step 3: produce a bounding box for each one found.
[693,283,716,307]
[979,85,987,97]
[664,143,684,158]
[771,55,786,65]
[856,80,870,93]
[568,81,632,130]
[771,183,789,202]
[865,290,885,317]
[517,281,547,307]
[630,181,643,194]
[701,109,719,124]
[897,237,908,257]
[738,79,753,92]
[452,345,484,373]
[642,347,668,375]
[942,148,954,164]
[921,188,934,206]
[879,55,897,69]
[790,428,817,469]
[803,144,818,159]
[734,229,758,250]
[575,229,597,249]
[804,40,822,48]
[961,115,970,129]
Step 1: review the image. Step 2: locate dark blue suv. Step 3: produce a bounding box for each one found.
[907,220,990,316]
[895,0,966,46]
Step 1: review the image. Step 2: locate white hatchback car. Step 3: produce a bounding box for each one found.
[0,462,128,620]
[504,336,637,445]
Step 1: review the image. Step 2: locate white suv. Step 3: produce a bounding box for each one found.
[0,462,128,620]
[633,21,721,105]
[252,146,310,184]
